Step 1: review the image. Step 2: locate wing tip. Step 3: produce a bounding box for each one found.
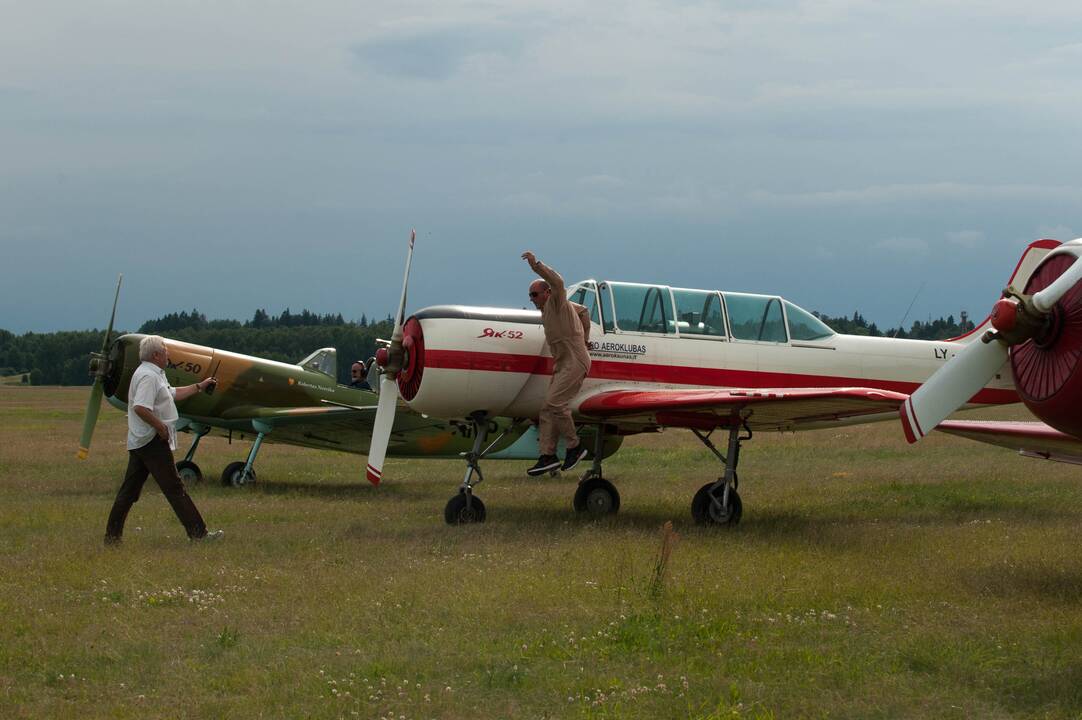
[366,464,382,486]
[76,447,89,460]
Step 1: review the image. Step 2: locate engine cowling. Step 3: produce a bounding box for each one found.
[394,305,548,418]
[1010,253,1082,437]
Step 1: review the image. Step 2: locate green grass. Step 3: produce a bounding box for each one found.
[3,387,1082,718]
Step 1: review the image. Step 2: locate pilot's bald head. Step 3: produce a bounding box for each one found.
[529,279,551,310]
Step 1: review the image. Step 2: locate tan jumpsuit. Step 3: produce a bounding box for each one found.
[529,259,592,455]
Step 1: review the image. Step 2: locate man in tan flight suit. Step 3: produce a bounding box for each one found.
[522,251,592,476]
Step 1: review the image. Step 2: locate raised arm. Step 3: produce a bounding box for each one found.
[522,251,565,296]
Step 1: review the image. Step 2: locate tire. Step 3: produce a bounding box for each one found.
[691,483,742,526]
[573,477,621,516]
[444,492,486,525]
[175,460,203,486]
[221,461,255,487]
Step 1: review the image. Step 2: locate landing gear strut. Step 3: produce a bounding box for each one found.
[175,424,210,486]
[444,412,522,525]
[573,425,620,516]
[221,421,270,487]
[690,419,750,526]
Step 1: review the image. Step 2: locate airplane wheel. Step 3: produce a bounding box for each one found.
[175,460,203,486]
[573,477,621,516]
[691,483,742,526]
[221,461,256,487]
[444,491,486,525]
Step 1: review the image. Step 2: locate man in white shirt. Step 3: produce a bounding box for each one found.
[105,335,222,544]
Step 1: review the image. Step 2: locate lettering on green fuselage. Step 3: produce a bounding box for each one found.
[297,380,336,393]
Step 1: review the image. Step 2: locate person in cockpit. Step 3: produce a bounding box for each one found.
[349,360,373,391]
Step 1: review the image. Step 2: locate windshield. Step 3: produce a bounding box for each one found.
[784,301,835,341]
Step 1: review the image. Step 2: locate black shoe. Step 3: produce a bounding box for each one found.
[562,444,588,472]
[526,455,561,477]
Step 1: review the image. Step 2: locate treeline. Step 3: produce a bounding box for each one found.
[138,307,385,333]
[1,308,393,386]
[814,311,975,339]
[2,307,975,386]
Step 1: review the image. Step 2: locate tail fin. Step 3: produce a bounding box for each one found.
[947,239,1061,344]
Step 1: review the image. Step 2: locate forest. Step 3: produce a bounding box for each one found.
[0,307,974,386]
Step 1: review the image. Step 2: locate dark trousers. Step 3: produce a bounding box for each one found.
[105,436,208,540]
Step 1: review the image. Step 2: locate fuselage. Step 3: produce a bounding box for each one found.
[397,280,1018,429]
[101,333,532,458]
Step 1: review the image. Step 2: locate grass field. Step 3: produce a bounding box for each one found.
[3,386,1082,718]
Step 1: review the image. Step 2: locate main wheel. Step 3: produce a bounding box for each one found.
[691,483,742,526]
[221,461,256,487]
[175,460,204,486]
[573,478,621,516]
[444,491,486,525]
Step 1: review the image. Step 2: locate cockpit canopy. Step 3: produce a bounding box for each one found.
[566,280,834,343]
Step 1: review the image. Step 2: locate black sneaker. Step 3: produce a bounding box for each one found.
[562,444,588,472]
[526,455,561,477]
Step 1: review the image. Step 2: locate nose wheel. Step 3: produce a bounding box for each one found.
[443,412,522,525]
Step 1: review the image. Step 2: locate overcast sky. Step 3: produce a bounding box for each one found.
[2,1,1081,334]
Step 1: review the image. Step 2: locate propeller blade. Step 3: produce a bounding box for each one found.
[1033,242,1082,312]
[390,229,416,341]
[101,274,123,354]
[364,229,417,484]
[900,338,1008,443]
[77,274,123,459]
[365,375,399,485]
[77,380,104,459]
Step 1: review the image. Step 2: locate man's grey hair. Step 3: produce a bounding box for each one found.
[139,335,167,361]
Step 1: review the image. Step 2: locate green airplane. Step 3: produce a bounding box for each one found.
[76,277,621,487]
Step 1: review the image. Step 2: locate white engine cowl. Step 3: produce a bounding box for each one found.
[399,305,549,419]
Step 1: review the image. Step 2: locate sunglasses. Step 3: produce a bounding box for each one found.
[529,290,546,298]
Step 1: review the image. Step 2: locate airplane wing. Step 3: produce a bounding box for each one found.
[936,420,1082,465]
[177,402,532,459]
[578,387,908,432]
[218,404,376,428]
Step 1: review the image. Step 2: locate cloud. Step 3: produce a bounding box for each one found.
[872,236,928,256]
[351,22,529,80]
[748,183,1082,209]
[576,174,625,189]
[946,230,985,248]
[1036,224,1077,241]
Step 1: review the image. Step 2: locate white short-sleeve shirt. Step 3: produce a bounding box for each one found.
[127,361,179,451]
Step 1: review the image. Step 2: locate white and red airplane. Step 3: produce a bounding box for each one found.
[366,233,1057,526]
[902,237,1082,463]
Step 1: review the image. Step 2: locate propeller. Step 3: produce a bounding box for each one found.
[77,274,123,459]
[901,240,1082,442]
[365,230,416,485]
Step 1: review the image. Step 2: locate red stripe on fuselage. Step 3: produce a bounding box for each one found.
[424,348,1018,405]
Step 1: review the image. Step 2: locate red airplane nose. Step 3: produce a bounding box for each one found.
[990,298,1018,333]
[375,347,389,368]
